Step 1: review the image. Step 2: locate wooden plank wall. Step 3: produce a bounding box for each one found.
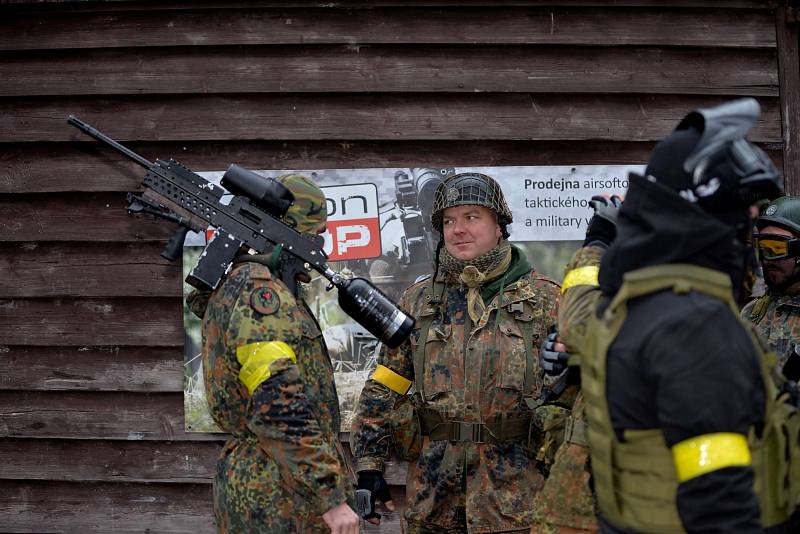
[0,1,792,531]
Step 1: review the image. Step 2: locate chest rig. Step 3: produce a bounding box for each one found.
[580,264,797,532]
[413,276,540,444]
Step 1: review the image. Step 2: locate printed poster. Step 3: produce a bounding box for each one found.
[183,165,638,432]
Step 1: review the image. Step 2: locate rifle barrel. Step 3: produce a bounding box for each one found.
[67,115,153,169]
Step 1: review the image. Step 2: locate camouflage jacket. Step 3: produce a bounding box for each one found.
[531,245,603,533]
[352,265,560,533]
[198,260,353,532]
[741,283,800,369]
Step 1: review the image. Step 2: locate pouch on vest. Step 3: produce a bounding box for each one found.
[533,404,570,470]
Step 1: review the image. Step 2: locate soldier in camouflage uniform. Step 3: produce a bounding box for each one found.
[547,100,796,532]
[351,173,560,533]
[531,200,618,534]
[187,174,359,534]
[744,196,800,370]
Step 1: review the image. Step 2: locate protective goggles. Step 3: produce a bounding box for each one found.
[757,234,800,260]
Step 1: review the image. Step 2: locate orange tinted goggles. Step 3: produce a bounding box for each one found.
[757,234,800,260]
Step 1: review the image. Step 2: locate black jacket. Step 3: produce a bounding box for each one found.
[598,174,768,533]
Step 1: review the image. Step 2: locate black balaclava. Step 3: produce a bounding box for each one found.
[600,126,753,300]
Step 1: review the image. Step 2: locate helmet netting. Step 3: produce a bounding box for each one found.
[430,173,512,230]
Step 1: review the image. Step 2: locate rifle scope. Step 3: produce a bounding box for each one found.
[221,164,294,218]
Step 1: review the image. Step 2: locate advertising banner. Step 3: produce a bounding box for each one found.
[183,165,638,432]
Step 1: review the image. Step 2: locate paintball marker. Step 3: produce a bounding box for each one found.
[67,116,414,349]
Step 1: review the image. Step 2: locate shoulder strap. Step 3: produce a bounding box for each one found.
[608,264,737,316]
[749,294,771,325]
[513,303,536,395]
[413,279,444,403]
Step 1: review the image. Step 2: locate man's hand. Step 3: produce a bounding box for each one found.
[356,470,395,525]
[584,194,623,247]
[540,325,570,376]
[322,502,360,534]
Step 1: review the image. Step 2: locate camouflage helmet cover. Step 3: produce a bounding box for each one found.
[430,172,513,231]
[758,196,800,236]
[276,174,327,234]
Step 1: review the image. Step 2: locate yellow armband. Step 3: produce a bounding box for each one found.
[236,341,297,394]
[561,265,600,293]
[671,432,751,482]
[371,364,413,395]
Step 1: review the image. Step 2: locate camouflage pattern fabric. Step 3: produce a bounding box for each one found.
[276,173,327,234]
[531,246,604,534]
[352,269,560,533]
[530,394,596,534]
[741,283,800,369]
[196,259,353,533]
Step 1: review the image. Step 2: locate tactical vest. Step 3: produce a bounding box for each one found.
[412,277,542,445]
[579,264,796,532]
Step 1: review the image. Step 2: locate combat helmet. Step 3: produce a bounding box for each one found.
[758,196,800,235]
[276,173,327,234]
[430,173,512,236]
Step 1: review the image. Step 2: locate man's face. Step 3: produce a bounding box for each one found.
[442,204,502,261]
[759,224,800,291]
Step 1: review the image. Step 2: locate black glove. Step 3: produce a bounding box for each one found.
[539,325,570,376]
[355,470,392,521]
[584,194,623,247]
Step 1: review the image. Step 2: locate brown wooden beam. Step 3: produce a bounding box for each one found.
[0,297,183,345]
[0,45,779,97]
[0,6,776,49]
[0,391,215,440]
[0,346,183,391]
[0,480,214,531]
[777,2,800,194]
[0,193,173,241]
[0,242,181,297]
[1,94,783,143]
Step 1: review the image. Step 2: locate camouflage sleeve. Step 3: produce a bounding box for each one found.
[351,288,417,473]
[558,245,605,356]
[226,274,350,513]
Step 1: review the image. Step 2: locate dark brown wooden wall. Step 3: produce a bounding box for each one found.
[1,1,797,531]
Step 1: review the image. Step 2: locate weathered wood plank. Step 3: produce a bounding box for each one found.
[0,298,183,346]
[0,193,173,241]
[776,5,800,195]
[3,95,782,143]
[0,346,183,392]
[3,140,786,194]
[0,6,776,50]
[0,437,411,485]
[0,1,777,10]
[0,45,779,96]
[1,140,666,193]
[0,480,213,533]
[0,391,221,440]
[0,477,405,532]
[0,439,219,483]
[0,242,181,297]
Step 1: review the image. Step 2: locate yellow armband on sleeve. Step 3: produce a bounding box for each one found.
[671,432,751,482]
[371,364,413,395]
[561,265,600,294]
[236,341,297,394]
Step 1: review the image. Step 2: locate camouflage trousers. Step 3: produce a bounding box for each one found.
[530,442,598,534]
